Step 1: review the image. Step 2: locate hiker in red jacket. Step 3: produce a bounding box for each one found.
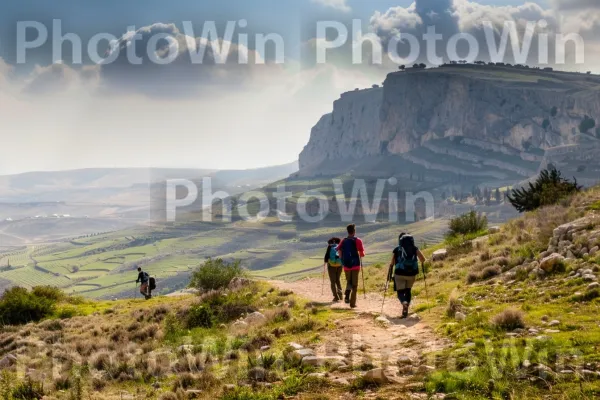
[336,224,365,308]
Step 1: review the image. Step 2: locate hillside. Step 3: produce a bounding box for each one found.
[0,186,599,399]
[299,65,600,186]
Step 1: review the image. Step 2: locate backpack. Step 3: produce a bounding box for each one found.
[149,276,156,291]
[341,237,360,268]
[328,245,342,267]
[394,235,419,276]
[142,271,150,282]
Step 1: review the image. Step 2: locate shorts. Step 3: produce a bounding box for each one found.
[394,275,416,291]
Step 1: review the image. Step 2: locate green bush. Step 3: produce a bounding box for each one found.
[188,258,246,291]
[185,304,213,329]
[31,286,65,302]
[447,210,488,238]
[507,168,581,212]
[0,287,57,326]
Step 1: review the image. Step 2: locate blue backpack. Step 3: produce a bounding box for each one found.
[394,235,419,276]
[328,245,342,267]
[341,237,360,268]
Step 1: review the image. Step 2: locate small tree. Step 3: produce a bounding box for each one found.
[507,167,581,212]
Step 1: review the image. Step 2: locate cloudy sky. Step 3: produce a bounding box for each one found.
[0,0,598,174]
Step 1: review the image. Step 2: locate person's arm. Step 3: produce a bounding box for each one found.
[389,254,396,267]
[136,272,141,283]
[357,239,366,258]
[324,246,330,263]
[417,249,426,263]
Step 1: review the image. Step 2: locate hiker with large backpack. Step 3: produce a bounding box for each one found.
[388,233,426,318]
[324,237,343,302]
[136,267,155,300]
[336,224,366,308]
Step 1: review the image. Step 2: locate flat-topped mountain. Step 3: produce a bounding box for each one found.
[299,65,600,184]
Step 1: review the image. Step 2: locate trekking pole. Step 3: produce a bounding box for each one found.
[381,265,391,315]
[360,258,366,300]
[422,262,431,313]
[321,263,326,296]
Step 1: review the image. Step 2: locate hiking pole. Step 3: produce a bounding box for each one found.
[381,265,392,315]
[422,262,431,313]
[321,263,326,296]
[360,258,366,300]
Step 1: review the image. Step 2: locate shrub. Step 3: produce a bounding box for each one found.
[571,289,600,302]
[0,287,56,326]
[492,309,525,331]
[447,210,488,237]
[507,168,581,212]
[188,258,246,291]
[11,377,44,399]
[31,286,65,302]
[480,265,501,280]
[446,290,462,318]
[185,304,214,329]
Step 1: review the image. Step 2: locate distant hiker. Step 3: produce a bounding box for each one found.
[389,233,426,318]
[337,224,365,308]
[136,267,152,300]
[324,237,343,302]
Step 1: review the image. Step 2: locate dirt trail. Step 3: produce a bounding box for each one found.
[269,278,449,392]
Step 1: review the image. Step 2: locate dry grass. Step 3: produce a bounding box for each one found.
[492,309,526,331]
[446,289,462,318]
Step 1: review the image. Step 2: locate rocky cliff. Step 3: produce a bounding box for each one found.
[299,65,600,174]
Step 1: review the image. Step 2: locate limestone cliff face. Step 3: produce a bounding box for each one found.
[299,87,383,170]
[299,66,600,172]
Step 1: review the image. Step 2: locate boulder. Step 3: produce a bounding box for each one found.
[583,274,598,282]
[539,254,565,273]
[362,368,389,385]
[397,356,414,366]
[230,320,249,333]
[432,249,448,261]
[455,312,467,321]
[489,226,501,234]
[288,342,304,350]
[292,348,315,361]
[587,282,600,290]
[548,320,560,327]
[375,316,391,326]
[589,246,599,256]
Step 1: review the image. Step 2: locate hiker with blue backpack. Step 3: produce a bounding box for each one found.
[324,237,343,302]
[337,224,366,308]
[388,233,426,318]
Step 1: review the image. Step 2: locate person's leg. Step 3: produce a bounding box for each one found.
[328,266,339,301]
[350,270,359,308]
[335,267,343,300]
[344,271,352,304]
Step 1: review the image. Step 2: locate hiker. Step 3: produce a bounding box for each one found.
[136,267,152,300]
[324,237,343,302]
[389,233,426,318]
[337,224,365,308]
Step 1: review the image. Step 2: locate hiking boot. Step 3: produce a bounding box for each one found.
[344,291,351,304]
[332,298,340,303]
[401,302,409,319]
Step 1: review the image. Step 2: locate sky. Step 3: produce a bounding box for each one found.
[0,0,598,174]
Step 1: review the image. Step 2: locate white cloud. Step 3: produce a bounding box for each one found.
[311,0,351,13]
[552,0,599,11]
